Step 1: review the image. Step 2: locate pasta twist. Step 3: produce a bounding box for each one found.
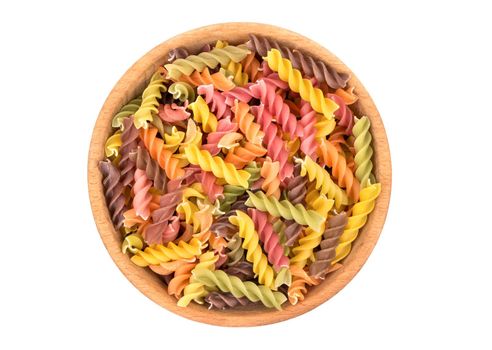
[133,71,167,129]
[202,117,238,156]
[296,155,349,209]
[140,127,185,180]
[249,79,301,138]
[130,237,203,267]
[178,251,219,306]
[223,261,254,281]
[188,95,218,133]
[283,168,306,246]
[226,233,245,266]
[99,160,127,230]
[165,45,250,80]
[309,213,347,278]
[298,101,320,159]
[111,98,142,129]
[314,113,336,139]
[176,68,235,91]
[248,209,289,271]
[168,81,195,102]
[104,132,121,158]
[119,117,140,186]
[288,265,320,305]
[224,141,267,169]
[121,233,144,254]
[250,104,293,180]
[191,269,287,309]
[229,210,276,289]
[129,146,167,193]
[245,190,324,232]
[133,169,152,220]
[290,192,334,268]
[241,52,262,82]
[197,84,231,119]
[317,138,360,202]
[334,183,381,263]
[168,262,196,297]
[259,157,281,199]
[327,93,354,135]
[144,189,182,244]
[158,103,191,124]
[231,101,264,144]
[183,144,251,188]
[353,116,375,188]
[265,49,339,120]
[247,34,350,89]
[205,292,253,310]
[195,170,224,202]
[222,60,248,86]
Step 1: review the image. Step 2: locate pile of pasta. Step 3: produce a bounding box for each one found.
[99,35,381,311]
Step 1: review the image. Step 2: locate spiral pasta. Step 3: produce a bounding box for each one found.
[248,208,289,271]
[290,192,333,268]
[197,84,231,119]
[129,146,167,193]
[165,45,250,80]
[232,100,264,144]
[119,117,140,187]
[245,190,324,232]
[353,116,375,188]
[317,138,360,202]
[265,49,339,120]
[168,81,195,102]
[140,127,185,180]
[191,269,287,309]
[133,71,167,129]
[176,68,235,91]
[104,132,121,158]
[222,60,248,86]
[296,155,349,209]
[309,212,347,278]
[183,144,251,188]
[111,98,142,129]
[247,34,349,89]
[130,237,203,267]
[178,251,219,306]
[188,95,218,133]
[219,162,260,212]
[333,183,381,263]
[99,160,127,231]
[226,233,245,267]
[259,157,281,199]
[224,141,267,169]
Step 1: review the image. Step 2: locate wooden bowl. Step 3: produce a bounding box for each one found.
[88,22,392,326]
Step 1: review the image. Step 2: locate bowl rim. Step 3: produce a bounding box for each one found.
[87,22,392,327]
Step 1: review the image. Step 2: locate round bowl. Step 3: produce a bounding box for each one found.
[88,22,392,326]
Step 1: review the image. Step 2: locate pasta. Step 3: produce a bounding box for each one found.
[245,190,324,232]
[99,160,127,231]
[177,68,236,91]
[100,36,381,311]
[229,210,276,289]
[265,49,339,120]
[168,81,195,102]
[119,117,140,186]
[183,144,251,188]
[353,116,375,188]
[309,213,347,278]
[247,34,350,89]
[191,269,287,309]
[111,98,142,129]
[296,155,349,209]
[333,183,381,263]
[164,45,251,80]
[248,209,289,271]
[133,71,167,129]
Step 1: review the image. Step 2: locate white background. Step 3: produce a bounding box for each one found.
[1,1,491,349]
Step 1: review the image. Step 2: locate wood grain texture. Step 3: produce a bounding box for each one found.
[87,22,392,327]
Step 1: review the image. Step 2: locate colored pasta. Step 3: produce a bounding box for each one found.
[99,36,381,311]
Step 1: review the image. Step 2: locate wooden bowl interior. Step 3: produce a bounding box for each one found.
[88,22,392,326]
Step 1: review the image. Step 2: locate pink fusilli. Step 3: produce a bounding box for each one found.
[132,169,152,220]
